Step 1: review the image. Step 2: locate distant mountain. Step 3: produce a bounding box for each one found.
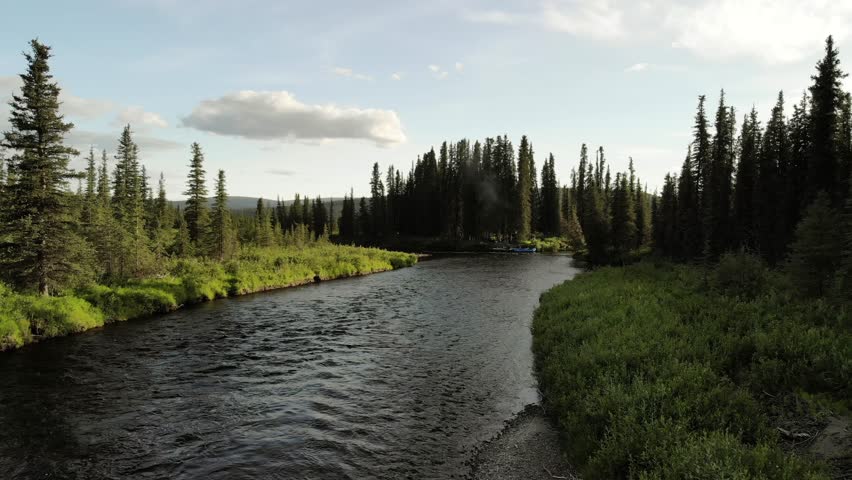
[170,196,350,212]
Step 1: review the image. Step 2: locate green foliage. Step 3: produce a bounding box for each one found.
[0,282,105,349]
[785,193,844,297]
[521,236,568,253]
[533,262,848,479]
[712,251,769,299]
[1,244,416,351]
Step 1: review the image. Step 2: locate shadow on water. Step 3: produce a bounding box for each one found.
[0,254,580,479]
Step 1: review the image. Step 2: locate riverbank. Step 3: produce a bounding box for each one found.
[469,404,578,480]
[532,260,850,479]
[0,244,417,352]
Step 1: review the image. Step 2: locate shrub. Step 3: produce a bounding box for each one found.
[533,262,846,479]
[713,251,768,299]
[1,244,416,350]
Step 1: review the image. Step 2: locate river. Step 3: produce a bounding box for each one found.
[0,254,579,479]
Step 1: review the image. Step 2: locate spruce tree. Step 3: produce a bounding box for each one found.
[517,136,533,240]
[82,146,97,227]
[369,162,385,238]
[734,109,761,250]
[210,169,235,259]
[611,174,637,260]
[786,193,843,297]
[807,36,847,205]
[678,146,701,259]
[0,40,90,294]
[757,92,789,263]
[183,142,209,249]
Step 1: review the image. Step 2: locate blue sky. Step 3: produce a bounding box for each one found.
[2,0,850,199]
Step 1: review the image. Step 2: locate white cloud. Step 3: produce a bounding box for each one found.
[428,65,449,79]
[541,0,625,40]
[0,76,20,96]
[332,66,373,81]
[455,62,465,72]
[62,95,115,119]
[463,10,520,25]
[182,90,406,147]
[664,0,852,64]
[113,106,168,129]
[66,130,182,152]
[625,62,649,72]
[463,0,852,65]
[391,72,403,81]
[0,76,115,119]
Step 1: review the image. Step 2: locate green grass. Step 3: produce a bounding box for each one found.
[532,259,850,479]
[0,244,416,351]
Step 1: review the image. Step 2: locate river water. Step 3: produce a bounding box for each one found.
[0,254,579,479]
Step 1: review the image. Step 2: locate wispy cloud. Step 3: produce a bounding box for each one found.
[463,0,852,65]
[455,62,465,72]
[182,90,406,147]
[390,72,403,81]
[332,66,373,81]
[265,168,296,176]
[66,129,182,152]
[625,62,649,72]
[541,0,625,40]
[428,64,449,79]
[113,106,169,130]
[463,9,520,25]
[664,0,852,64]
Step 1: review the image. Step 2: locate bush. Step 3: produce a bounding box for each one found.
[713,251,768,299]
[533,262,846,479]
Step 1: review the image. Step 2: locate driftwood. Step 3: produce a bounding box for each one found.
[777,426,811,440]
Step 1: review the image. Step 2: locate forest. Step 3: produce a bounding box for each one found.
[533,37,851,479]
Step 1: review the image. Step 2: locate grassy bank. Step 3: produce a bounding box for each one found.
[533,260,850,479]
[0,244,417,351]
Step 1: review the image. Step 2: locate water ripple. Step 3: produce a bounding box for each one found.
[0,254,578,479]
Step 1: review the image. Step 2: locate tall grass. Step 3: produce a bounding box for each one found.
[532,259,850,479]
[0,244,416,351]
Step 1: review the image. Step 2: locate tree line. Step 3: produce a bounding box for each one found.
[651,36,852,297]
[336,136,591,249]
[2,36,850,299]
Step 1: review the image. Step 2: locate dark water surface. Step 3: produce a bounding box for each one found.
[0,254,579,479]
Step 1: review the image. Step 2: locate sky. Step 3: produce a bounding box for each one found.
[1,0,851,199]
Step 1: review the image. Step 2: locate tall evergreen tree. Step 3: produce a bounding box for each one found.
[82,146,97,227]
[517,135,533,240]
[807,35,847,205]
[678,146,701,259]
[734,109,761,250]
[757,92,790,263]
[369,162,385,238]
[183,142,209,249]
[210,169,235,259]
[611,174,637,260]
[0,40,89,294]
